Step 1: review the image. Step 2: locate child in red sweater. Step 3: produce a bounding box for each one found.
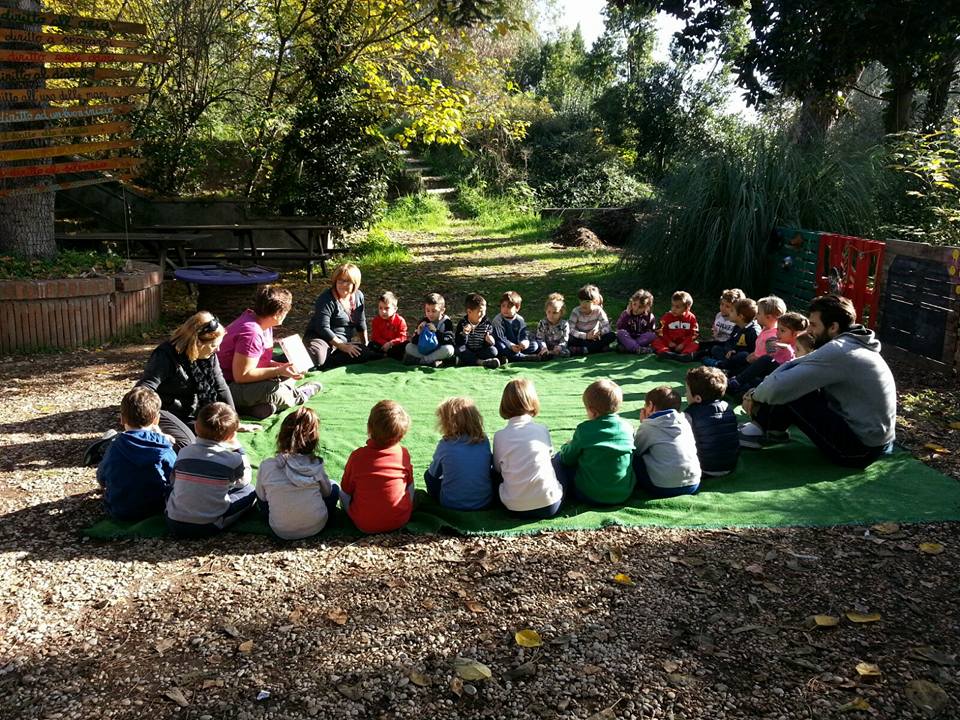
[340,400,414,533]
[652,290,699,360]
[368,291,408,361]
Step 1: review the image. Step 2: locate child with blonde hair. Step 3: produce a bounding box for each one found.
[568,284,616,355]
[340,400,414,533]
[493,379,564,518]
[616,289,658,354]
[536,293,571,358]
[425,397,494,510]
[255,407,340,540]
[553,380,635,504]
[695,288,745,359]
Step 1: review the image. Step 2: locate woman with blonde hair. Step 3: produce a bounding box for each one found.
[136,311,234,451]
[424,397,494,510]
[304,262,374,370]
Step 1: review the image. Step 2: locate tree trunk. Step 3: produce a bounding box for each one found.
[790,90,838,145]
[0,0,56,258]
[920,52,959,131]
[883,67,915,134]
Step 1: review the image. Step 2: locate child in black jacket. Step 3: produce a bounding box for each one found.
[683,366,739,477]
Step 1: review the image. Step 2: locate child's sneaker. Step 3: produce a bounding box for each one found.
[403,354,420,366]
[727,378,742,395]
[702,357,720,367]
[569,346,586,356]
[297,382,323,403]
[556,348,571,358]
[636,346,654,355]
[738,422,790,449]
[83,428,118,467]
[481,358,501,369]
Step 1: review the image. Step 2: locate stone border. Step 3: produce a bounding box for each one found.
[0,261,163,354]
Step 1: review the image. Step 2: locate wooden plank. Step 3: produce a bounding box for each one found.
[0,7,147,35]
[0,66,136,82]
[0,49,164,64]
[0,156,140,180]
[0,28,140,49]
[0,120,131,144]
[0,173,133,197]
[0,138,138,161]
[0,85,148,103]
[0,103,134,124]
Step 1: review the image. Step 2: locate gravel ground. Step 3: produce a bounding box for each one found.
[2,228,959,718]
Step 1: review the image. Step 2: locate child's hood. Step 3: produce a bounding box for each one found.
[275,453,327,487]
[113,429,172,466]
[643,409,689,437]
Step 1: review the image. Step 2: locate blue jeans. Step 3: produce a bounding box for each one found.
[752,390,892,468]
[568,332,616,354]
[457,345,498,365]
[496,338,542,362]
[632,453,700,498]
[729,355,778,393]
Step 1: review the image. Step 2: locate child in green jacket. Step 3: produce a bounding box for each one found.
[552,379,636,504]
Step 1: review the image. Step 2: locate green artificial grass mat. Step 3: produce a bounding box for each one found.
[83,354,960,540]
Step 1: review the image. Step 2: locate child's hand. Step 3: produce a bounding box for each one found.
[746,352,756,363]
[538,347,549,357]
[427,323,436,332]
[511,343,523,353]
[485,333,495,346]
[725,350,735,359]
[383,340,393,351]
[417,321,427,333]
[463,323,473,334]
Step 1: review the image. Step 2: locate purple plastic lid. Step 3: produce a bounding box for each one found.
[174,265,280,285]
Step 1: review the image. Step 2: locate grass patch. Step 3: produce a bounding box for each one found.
[0,249,127,279]
[378,194,451,231]
[343,228,412,267]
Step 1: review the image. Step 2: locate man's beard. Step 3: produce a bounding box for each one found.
[812,329,831,349]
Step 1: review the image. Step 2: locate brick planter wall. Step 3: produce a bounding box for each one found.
[0,262,163,354]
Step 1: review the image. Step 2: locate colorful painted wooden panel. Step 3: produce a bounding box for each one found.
[769,227,820,312]
[0,7,158,196]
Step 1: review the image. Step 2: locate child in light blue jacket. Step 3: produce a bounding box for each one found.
[425,397,493,510]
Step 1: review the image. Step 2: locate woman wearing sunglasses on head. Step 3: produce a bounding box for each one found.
[135,311,234,452]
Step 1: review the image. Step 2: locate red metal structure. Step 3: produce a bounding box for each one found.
[815,233,885,328]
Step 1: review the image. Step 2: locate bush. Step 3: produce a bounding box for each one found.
[624,130,886,294]
[0,250,127,280]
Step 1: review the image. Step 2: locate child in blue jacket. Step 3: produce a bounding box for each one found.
[683,367,739,476]
[492,291,541,362]
[425,397,494,509]
[97,387,177,521]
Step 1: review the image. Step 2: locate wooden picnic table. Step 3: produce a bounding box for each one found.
[138,222,339,282]
[55,231,208,273]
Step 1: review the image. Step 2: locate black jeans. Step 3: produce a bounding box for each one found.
[306,336,376,370]
[158,410,195,454]
[752,390,889,468]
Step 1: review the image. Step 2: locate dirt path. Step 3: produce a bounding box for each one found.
[1,225,959,719]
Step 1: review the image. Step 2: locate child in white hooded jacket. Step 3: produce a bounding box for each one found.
[256,407,340,539]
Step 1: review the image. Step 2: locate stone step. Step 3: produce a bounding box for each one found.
[425,186,457,196]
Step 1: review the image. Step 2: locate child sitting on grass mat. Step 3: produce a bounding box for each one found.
[455,293,501,369]
[165,402,256,538]
[568,284,616,355]
[425,397,494,510]
[255,407,340,540]
[493,379,564,519]
[404,292,455,367]
[633,386,701,498]
[652,291,699,361]
[340,400,414,533]
[97,386,176,522]
[491,290,541,362]
[683,367,738,477]
[616,289,658,354]
[368,291,408,362]
[536,292,571,359]
[552,380,635,505]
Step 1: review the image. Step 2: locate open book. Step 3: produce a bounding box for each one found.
[277,334,315,374]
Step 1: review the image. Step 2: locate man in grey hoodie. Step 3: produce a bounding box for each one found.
[739,294,896,468]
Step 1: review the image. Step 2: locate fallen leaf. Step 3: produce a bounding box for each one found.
[762,581,783,594]
[287,609,303,625]
[326,607,348,625]
[612,573,635,586]
[909,646,957,666]
[409,670,431,687]
[855,662,881,677]
[465,600,485,613]
[924,442,950,454]
[238,640,254,654]
[586,700,622,720]
[812,614,840,628]
[919,542,945,555]
[661,660,680,673]
[587,550,603,563]
[222,624,241,638]
[608,546,623,563]
[949,421,960,430]
[845,611,882,623]
[730,624,765,635]
[421,599,437,610]
[905,679,948,715]
[515,629,542,647]
[201,679,223,690]
[453,657,492,681]
[449,677,463,697]
[154,638,175,655]
[566,570,586,580]
[744,563,764,575]
[336,683,361,701]
[505,661,537,680]
[683,556,707,567]
[582,664,603,675]
[872,522,900,535]
[838,697,871,712]
[161,688,189,707]
[666,673,697,686]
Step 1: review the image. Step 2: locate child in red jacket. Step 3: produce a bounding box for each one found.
[340,400,414,533]
[368,291,408,361]
[652,290,699,360]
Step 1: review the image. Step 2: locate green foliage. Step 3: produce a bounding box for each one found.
[886,120,960,245]
[378,194,452,231]
[624,130,886,294]
[269,75,392,230]
[0,250,127,280]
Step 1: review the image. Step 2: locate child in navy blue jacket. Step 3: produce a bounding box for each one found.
[492,291,540,362]
[97,387,177,521]
[683,367,739,477]
[705,298,760,375]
